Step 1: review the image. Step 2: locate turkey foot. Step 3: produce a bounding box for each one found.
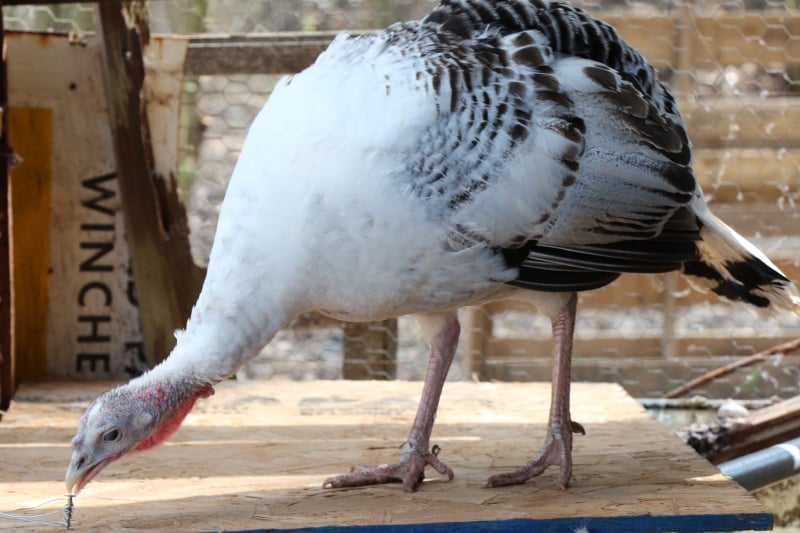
[485,420,585,489]
[323,442,453,492]
[485,293,583,490]
[324,313,460,493]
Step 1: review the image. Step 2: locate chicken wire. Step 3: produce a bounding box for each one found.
[6,0,800,397]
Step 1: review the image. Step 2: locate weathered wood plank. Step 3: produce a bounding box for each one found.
[144,36,189,198]
[695,150,800,202]
[8,108,51,382]
[684,394,800,464]
[484,334,800,360]
[483,355,800,398]
[6,32,144,379]
[686,99,800,150]
[464,300,492,377]
[184,32,343,76]
[605,13,800,70]
[0,380,771,531]
[0,7,12,411]
[96,4,204,367]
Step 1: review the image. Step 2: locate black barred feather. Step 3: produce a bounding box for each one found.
[424,0,674,114]
[679,210,799,311]
[407,0,797,307]
[324,0,800,308]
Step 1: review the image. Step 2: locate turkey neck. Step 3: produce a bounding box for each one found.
[158,248,303,385]
[151,210,310,386]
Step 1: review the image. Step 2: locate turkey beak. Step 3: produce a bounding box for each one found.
[66,453,83,495]
[65,450,89,495]
[65,449,115,495]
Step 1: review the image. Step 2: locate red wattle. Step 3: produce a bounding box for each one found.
[132,396,199,453]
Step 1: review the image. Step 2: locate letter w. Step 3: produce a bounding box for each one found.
[82,172,117,216]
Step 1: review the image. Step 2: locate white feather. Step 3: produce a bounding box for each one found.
[147,6,797,385]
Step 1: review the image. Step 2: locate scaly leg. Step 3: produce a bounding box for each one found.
[486,293,584,489]
[324,312,459,492]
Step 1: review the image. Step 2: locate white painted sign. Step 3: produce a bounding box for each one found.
[8,32,145,379]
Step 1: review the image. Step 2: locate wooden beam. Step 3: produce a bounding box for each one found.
[483,354,800,398]
[179,13,800,77]
[464,306,492,378]
[686,98,800,150]
[694,148,800,202]
[682,394,800,463]
[604,13,800,70]
[0,2,12,411]
[184,33,346,76]
[483,334,800,360]
[96,3,204,367]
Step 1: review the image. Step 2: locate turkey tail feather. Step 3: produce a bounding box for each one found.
[682,205,800,314]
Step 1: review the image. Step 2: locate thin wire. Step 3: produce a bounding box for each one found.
[65,494,73,529]
[0,494,73,529]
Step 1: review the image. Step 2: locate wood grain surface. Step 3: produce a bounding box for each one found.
[0,380,770,531]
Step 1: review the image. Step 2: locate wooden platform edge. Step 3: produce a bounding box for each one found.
[234,512,772,533]
[2,381,771,532]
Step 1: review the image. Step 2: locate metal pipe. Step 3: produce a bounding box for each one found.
[718,437,800,491]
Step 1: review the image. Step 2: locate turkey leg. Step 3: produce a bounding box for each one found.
[324,313,459,492]
[486,292,584,489]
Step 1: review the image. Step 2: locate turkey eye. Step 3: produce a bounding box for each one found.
[103,429,120,442]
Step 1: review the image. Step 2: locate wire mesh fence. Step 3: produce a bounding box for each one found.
[5,0,800,396]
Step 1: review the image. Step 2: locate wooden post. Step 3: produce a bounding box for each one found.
[342,320,397,380]
[674,1,696,98]
[0,2,12,410]
[661,272,680,359]
[96,3,204,367]
[463,306,491,380]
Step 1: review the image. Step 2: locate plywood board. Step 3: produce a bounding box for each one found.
[144,36,189,185]
[8,107,52,382]
[6,32,144,379]
[0,380,770,531]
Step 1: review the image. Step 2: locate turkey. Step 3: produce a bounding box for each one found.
[67,0,799,496]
